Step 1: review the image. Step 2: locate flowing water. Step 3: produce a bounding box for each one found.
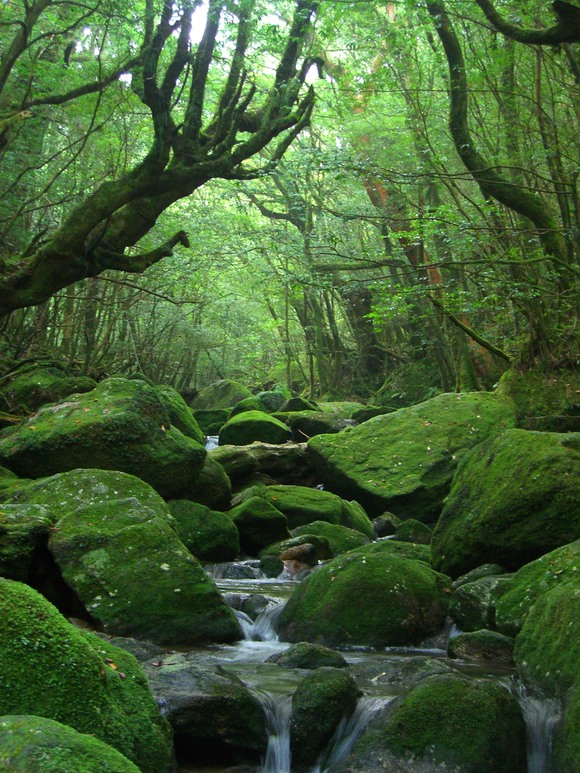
[515,684,562,773]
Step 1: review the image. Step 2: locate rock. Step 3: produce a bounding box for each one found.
[0,365,96,413]
[318,401,366,418]
[0,378,207,499]
[219,410,291,445]
[230,396,265,416]
[351,405,394,423]
[0,715,141,772]
[191,408,230,434]
[269,642,348,670]
[277,545,450,647]
[260,534,333,564]
[167,499,240,562]
[280,396,319,412]
[142,652,267,766]
[280,410,352,440]
[227,496,291,555]
[361,674,526,773]
[0,579,173,772]
[48,497,241,644]
[451,563,505,589]
[0,503,53,580]
[347,538,432,564]
[447,630,514,665]
[211,441,311,486]
[291,667,360,767]
[236,483,375,538]
[189,379,252,410]
[180,454,232,510]
[494,540,580,636]
[432,430,580,577]
[155,383,204,443]
[394,519,432,545]
[103,636,165,662]
[448,575,513,632]
[308,392,517,519]
[372,512,401,537]
[291,521,370,555]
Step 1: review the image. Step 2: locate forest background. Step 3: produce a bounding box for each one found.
[1,0,578,405]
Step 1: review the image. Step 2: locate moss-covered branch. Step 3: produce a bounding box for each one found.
[475,0,580,45]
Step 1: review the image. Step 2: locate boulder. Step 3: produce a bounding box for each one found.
[191,408,230,434]
[280,396,319,412]
[227,496,291,555]
[0,715,141,773]
[448,575,513,632]
[277,545,450,647]
[0,365,96,413]
[143,651,267,766]
[394,518,432,545]
[372,511,401,537]
[0,378,206,499]
[432,430,580,577]
[48,497,241,644]
[268,642,348,669]
[211,441,311,486]
[0,579,173,772]
[189,379,252,410]
[377,674,526,773]
[219,410,291,445]
[167,499,240,562]
[229,396,263,416]
[347,537,432,564]
[155,383,204,443]
[291,667,360,767]
[0,503,53,581]
[447,630,514,665]
[291,520,370,555]
[260,534,333,565]
[280,410,352,440]
[180,454,232,509]
[308,392,517,519]
[452,563,505,589]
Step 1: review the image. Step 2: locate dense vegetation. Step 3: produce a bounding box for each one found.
[1,0,578,399]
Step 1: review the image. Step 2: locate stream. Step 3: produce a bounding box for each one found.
[173,559,561,773]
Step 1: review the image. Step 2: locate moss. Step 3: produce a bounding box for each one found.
[347,538,432,564]
[181,454,232,510]
[395,518,432,545]
[279,410,348,440]
[447,629,514,665]
[0,715,141,772]
[308,392,517,519]
[218,410,291,445]
[384,674,526,772]
[449,575,513,632]
[291,520,369,555]
[494,540,579,636]
[156,384,204,443]
[229,396,264,416]
[190,379,253,410]
[0,503,53,580]
[227,496,290,555]
[0,579,172,772]
[317,401,365,418]
[49,497,241,644]
[167,499,239,562]
[277,546,450,647]
[271,642,348,669]
[432,430,580,577]
[1,366,96,413]
[191,408,230,434]
[496,367,580,431]
[280,396,319,412]
[260,533,333,561]
[291,667,360,766]
[552,681,580,772]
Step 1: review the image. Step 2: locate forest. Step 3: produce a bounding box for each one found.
[1,0,578,401]
[0,3,579,773]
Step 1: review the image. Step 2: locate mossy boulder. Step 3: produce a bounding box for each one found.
[280,410,351,440]
[308,392,517,519]
[191,408,230,434]
[181,454,232,510]
[447,630,514,665]
[0,366,97,413]
[0,715,141,772]
[280,396,319,412]
[0,503,53,581]
[277,545,450,647]
[347,537,432,564]
[0,579,173,772]
[255,388,290,412]
[218,410,291,446]
[229,396,264,416]
[351,405,394,423]
[189,379,252,410]
[380,674,526,773]
[394,518,432,545]
[291,520,370,555]
[142,652,267,766]
[269,642,348,669]
[167,499,240,562]
[449,575,513,632]
[432,430,580,577]
[227,496,291,555]
[155,384,204,443]
[494,540,580,637]
[48,497,241,644]
[260,533,333,564]
[291,667,360,767]
[317,401,365,418]
[0,378,207,499]
[211,441,310,486]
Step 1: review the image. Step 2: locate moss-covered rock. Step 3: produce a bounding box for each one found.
[167,499,240,562]
[447,629,514,665]
[291,667,360,767]
[346,537,432,564]
[351,405,394,423]
[381,674,526,773]
[452,563,505,589]
[211,441,310,486]
[142,652,267,766]
[0,579,173,772]
[279,410,351,440]
[394,519,432,545]
[308,392,517,519]
[494,540,580,637]
[449,575,513,632]
[49,497,241,644]
[227,496,291,555]
[317,401,365,418]
[553,681,580,773]
[280,396,319,412]
[0,378,206,499]
[260,533,333,563]
[269,642,348,670]
[372,511,401,537]
[0,366,97,414]
[291,520,370,555]
[432,430,580,577]
[155,383,204,443]
[191,408,230,434]
[0,715,141,772]
[190,379,253,410]
[181,454,232,510]
[218,410,291,446]
[277,545,450,647]
[0,503,53,580]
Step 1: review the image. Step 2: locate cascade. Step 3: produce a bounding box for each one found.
[260,693,293,773]
[515,685,562,773]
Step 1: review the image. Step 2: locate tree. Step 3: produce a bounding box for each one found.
[0,0,317,315]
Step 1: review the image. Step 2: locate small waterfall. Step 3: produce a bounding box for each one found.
[205,435,219,450]
[516,686,561,773]
[312,696,392,773]
[260,693,293,773]
[234,600,286,642]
